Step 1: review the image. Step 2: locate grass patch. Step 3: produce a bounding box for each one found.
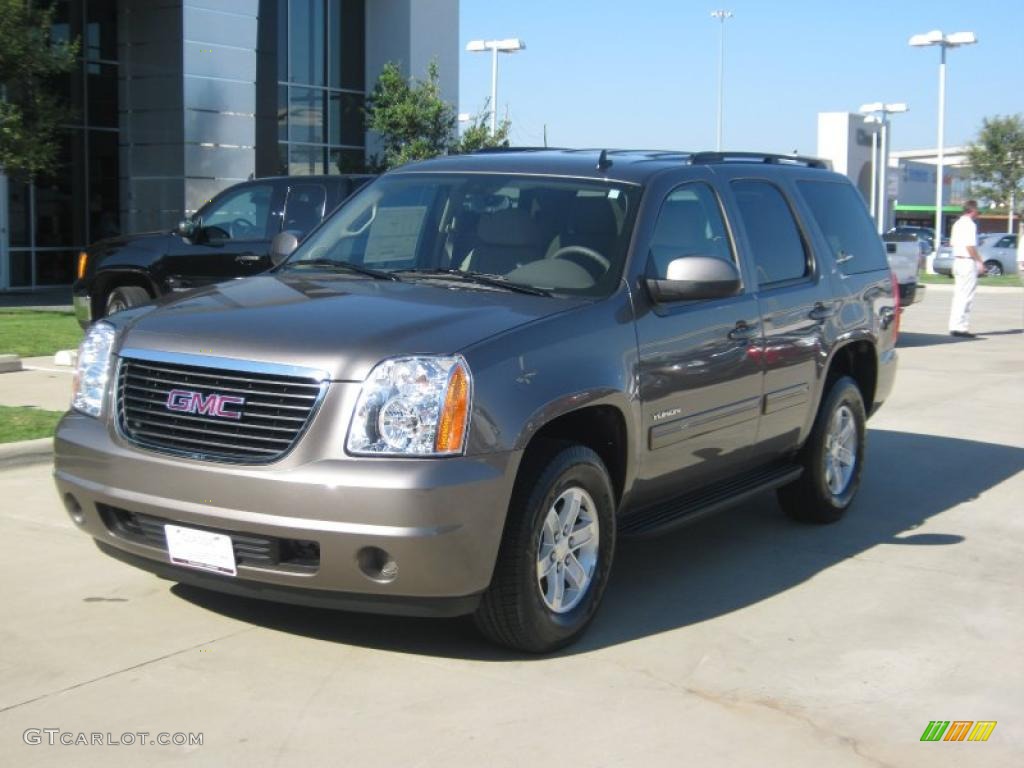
[0,405,64,444]
[918,272,1022,288]
[0,310,83,358]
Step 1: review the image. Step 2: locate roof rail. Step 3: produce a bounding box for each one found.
[689,151,830,170]
[471,146,559,154]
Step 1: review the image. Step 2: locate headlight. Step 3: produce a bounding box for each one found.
[72,322,116,417]
[346,356,472,456]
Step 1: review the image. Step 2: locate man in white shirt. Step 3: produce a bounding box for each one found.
[948,200,984,338]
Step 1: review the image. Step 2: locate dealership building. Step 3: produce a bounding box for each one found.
[0,0,458,291]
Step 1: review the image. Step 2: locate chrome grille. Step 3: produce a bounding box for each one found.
[116,350,327,463]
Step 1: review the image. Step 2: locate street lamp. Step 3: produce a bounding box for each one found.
[860,102,909,233]
[710,10,733,151]
[909,30,977,242]
[465,38,526,134]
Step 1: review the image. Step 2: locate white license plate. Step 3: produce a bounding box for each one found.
[165,524,237,577]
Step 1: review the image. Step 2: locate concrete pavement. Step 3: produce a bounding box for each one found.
[0,287,1021,767]
[0,358,73,412]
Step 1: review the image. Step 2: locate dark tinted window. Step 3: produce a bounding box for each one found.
[798,180,887,274]
[731,180,809,285]
[284,183,327,235]
[648,183,733,279]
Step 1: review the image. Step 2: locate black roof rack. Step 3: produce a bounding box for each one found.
[689,151,830,170]
[471,146,562,154]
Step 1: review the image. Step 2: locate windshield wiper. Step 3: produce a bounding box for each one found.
[284,258,400,281]
[395,268,551,297]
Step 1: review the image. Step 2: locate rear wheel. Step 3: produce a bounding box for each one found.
[474,443,616,653]
[104,285,151,317]
[778,376,866,524]
[983,260,1003,277]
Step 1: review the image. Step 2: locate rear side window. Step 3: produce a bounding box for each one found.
[731,180,809,285]
[798,180,887,274]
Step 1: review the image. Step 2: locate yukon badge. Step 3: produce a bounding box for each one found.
[166,389,245,420]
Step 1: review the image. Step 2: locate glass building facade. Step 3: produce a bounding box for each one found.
[0,0,458,291]
[7,0,120,287]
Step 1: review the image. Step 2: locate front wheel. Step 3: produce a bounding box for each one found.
[104,285,151,317]
[778,376,866,524]
[474,443,616,653]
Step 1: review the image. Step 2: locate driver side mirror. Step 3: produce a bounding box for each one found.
[176,217,198,240]
[646,256,742,303]
[270,230,301,266]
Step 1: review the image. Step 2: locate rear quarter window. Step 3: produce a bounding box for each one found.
[798,180,888,274]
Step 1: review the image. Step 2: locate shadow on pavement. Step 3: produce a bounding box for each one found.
[172,429,1024,659]
[897,332,984,348]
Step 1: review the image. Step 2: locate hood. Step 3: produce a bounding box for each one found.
[92,231,173,255]
[118,273,585,381]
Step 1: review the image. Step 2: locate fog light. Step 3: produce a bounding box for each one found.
[64,493,84,525]
[356,547,398,583]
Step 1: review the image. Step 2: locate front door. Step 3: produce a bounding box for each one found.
[632,181,764,507]
[162,182,281,290]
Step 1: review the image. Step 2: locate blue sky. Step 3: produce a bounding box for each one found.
[457,0,1024,154]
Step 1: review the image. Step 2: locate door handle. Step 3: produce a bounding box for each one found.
[809,302,838,321]
[234,253,262,263]
[728,321,758,341]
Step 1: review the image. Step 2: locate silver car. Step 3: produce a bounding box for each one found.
[933,233,1018,277]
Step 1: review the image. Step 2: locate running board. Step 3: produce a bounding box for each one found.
[618,463,803,538]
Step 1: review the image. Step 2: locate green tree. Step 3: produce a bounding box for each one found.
[0,0,78,180]
[451,102,511,155]
[965,115,1024,212]
[365,60,456,170]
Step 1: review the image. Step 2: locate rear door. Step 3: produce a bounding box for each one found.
[161,182,283,289]
[726,176,835,459]
[632,179,764,505]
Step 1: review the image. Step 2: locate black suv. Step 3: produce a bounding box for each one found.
[73,174,372,327]
[57,150,898,652]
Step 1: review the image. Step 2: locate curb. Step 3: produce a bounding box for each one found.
[0,437,54,469]
[919,282,1023,294]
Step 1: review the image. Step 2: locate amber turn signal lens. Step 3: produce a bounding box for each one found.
[77,251,88,279]
[435,362,470,454]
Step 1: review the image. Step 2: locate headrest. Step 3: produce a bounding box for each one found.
[476,208,543,246]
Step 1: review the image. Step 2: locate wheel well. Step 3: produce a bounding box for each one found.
[826,341,877,412]
[92,273,155,319]
[522,405,628,505]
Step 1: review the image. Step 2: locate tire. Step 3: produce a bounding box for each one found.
[777,376,866,524]
[474,443,616,653]
[104,285,151,317]
[983,260,1003,277]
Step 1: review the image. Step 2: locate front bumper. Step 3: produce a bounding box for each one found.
[72,283,92,328]
[54,412,521,616]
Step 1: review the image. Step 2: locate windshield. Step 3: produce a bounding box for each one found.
[283,173,639,297]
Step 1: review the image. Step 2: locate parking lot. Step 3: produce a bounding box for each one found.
[1,284,1021,767]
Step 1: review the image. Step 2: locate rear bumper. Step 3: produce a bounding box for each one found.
[872,346,898,416]
[899,281,924,305]
[54,412,521,616]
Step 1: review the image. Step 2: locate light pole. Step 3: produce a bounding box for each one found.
[860,102,908,233]
[909,30,977,242]
[465,38,526,135]
[710,10,733,151]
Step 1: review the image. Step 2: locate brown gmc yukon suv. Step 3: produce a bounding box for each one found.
[55,150,898,652]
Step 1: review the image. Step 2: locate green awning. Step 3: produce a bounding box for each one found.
[893,204,963,213]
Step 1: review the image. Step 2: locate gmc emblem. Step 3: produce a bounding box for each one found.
[165,388,245,420]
